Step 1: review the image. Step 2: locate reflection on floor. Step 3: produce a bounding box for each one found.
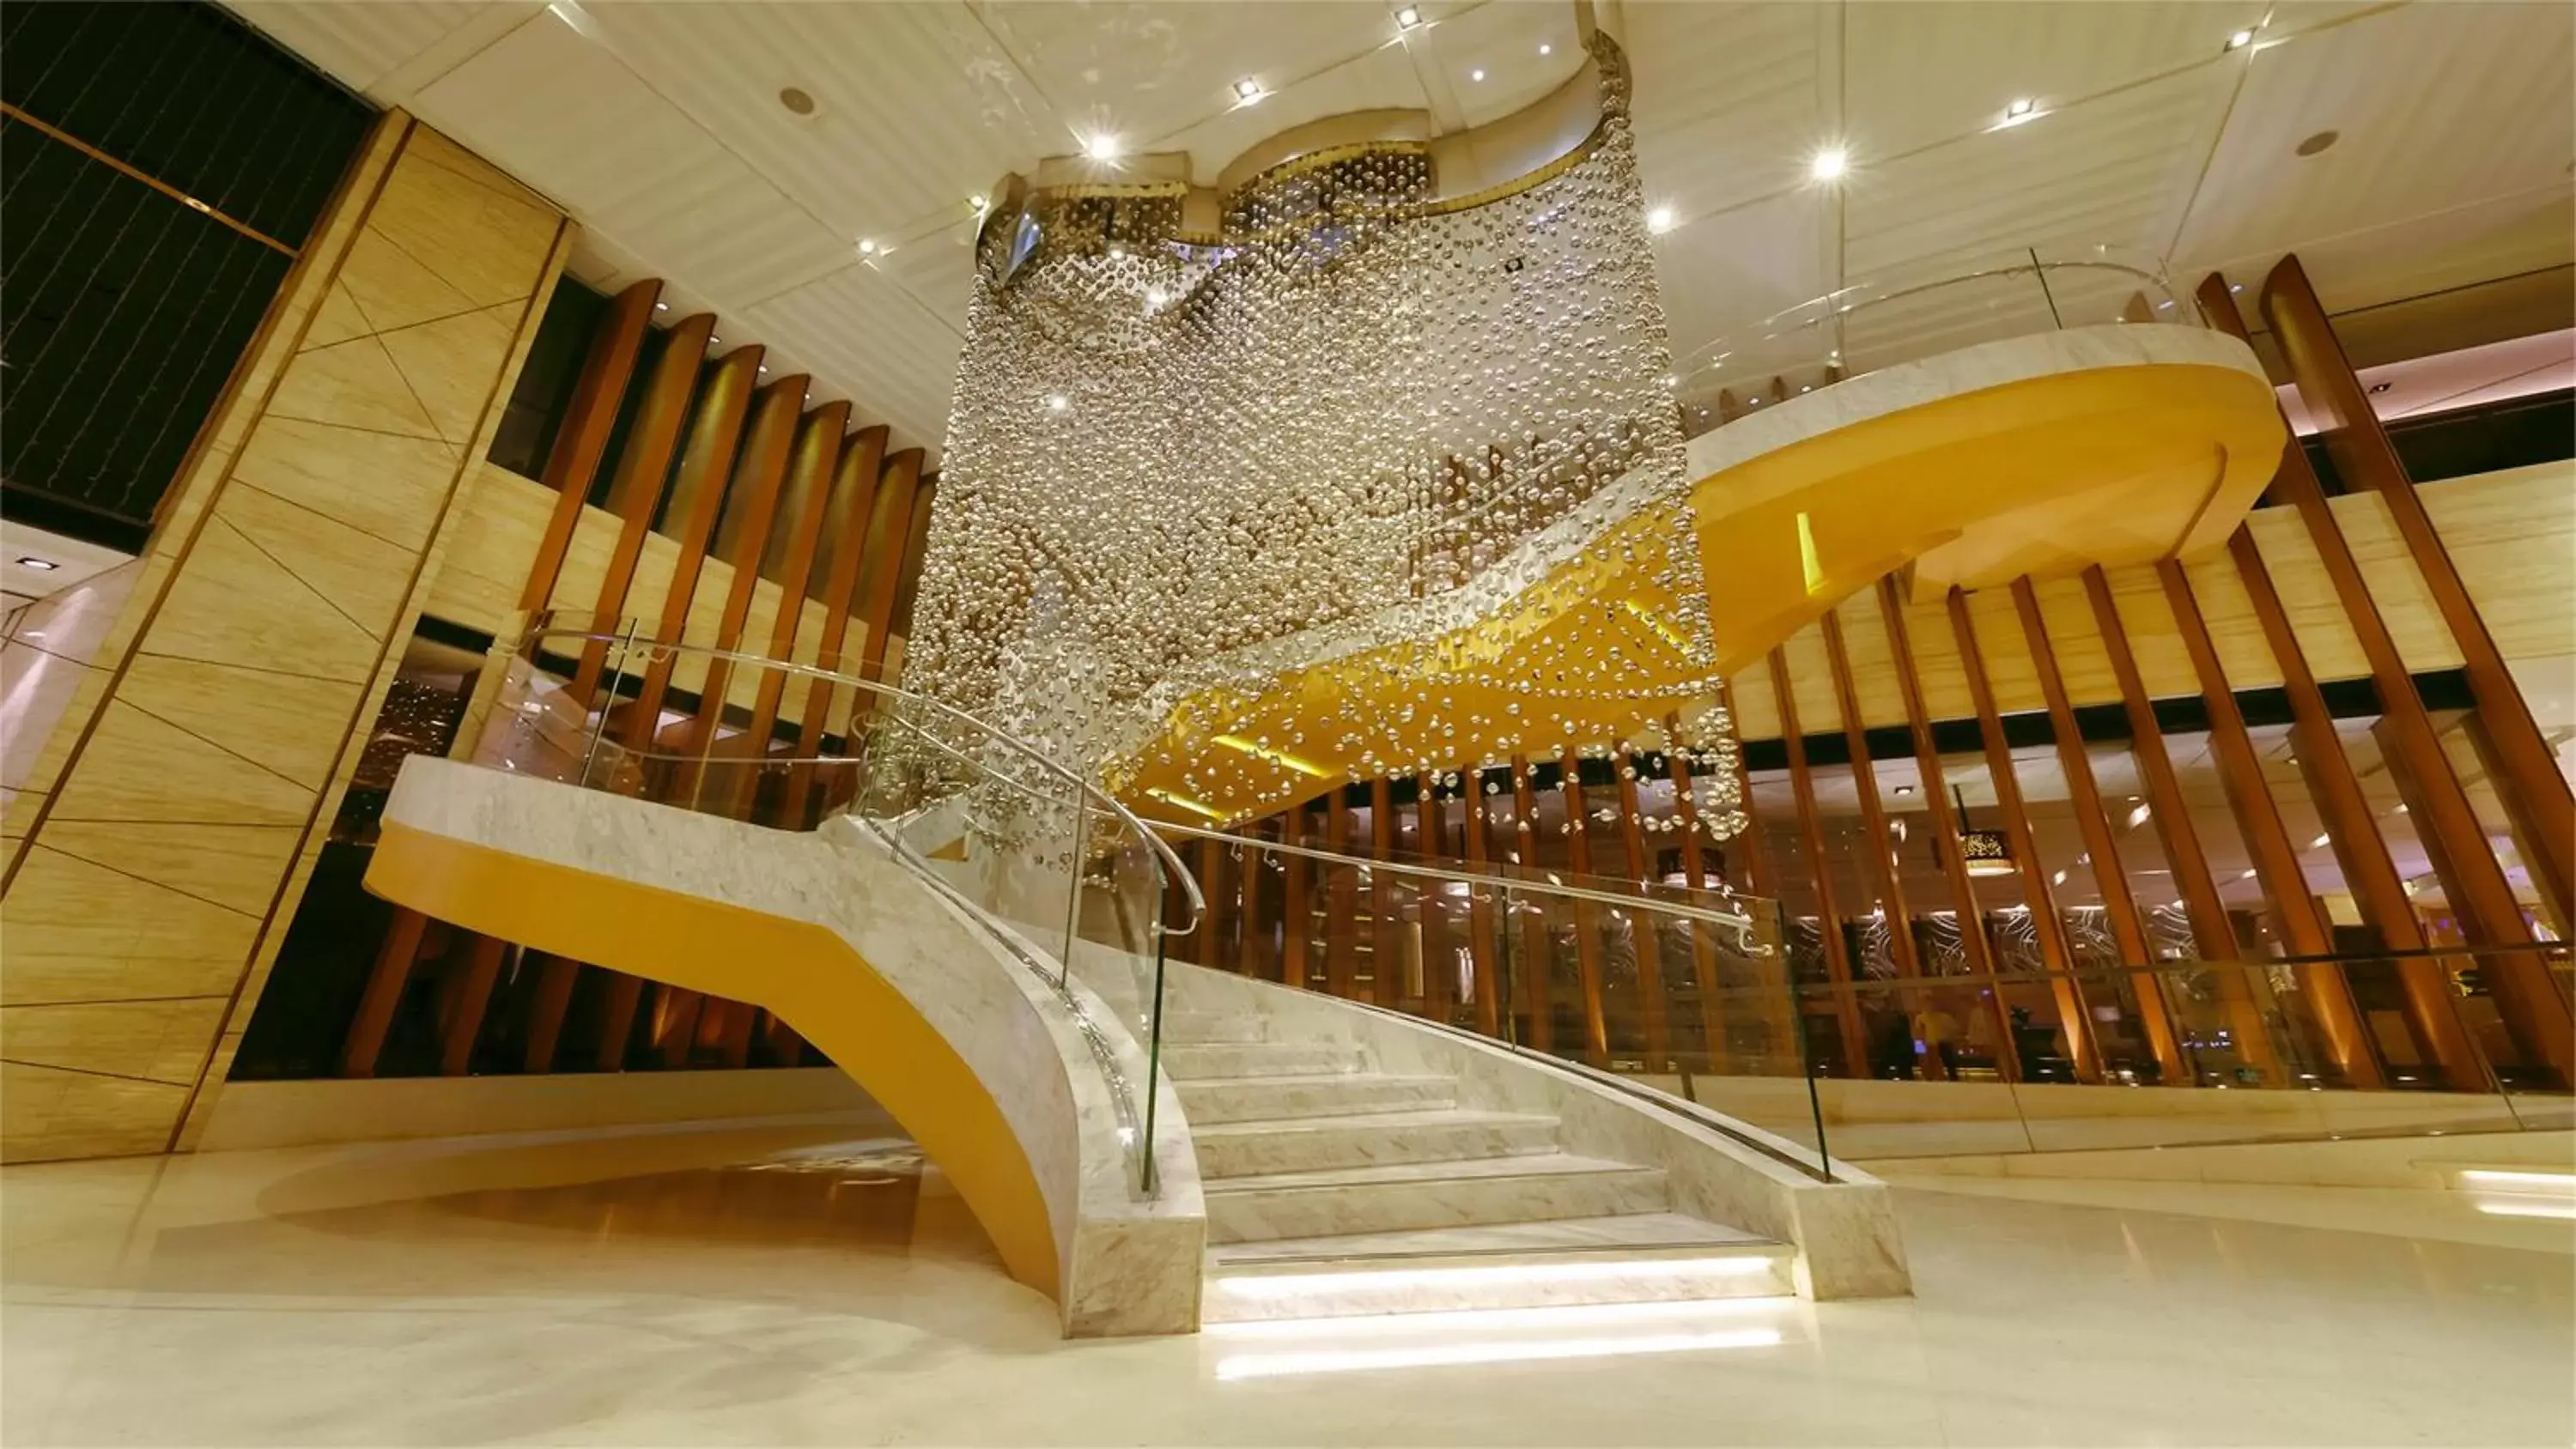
[6,1120,2571,1446]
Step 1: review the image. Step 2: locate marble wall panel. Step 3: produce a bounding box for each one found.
[0,114,568,1163]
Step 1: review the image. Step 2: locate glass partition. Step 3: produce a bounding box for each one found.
[471,610,1199,1197]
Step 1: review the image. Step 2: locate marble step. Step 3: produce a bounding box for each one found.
[1191,1107,1559,1179]
[1204,1151,1668,1243]
[1176,1072,1455,1125]
[1157,1010,1271,1045]
[1203,1212,1796,1322]
[1158,1041,1368,1082]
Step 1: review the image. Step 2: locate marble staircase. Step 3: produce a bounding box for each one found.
[1163,1011,1797,1323]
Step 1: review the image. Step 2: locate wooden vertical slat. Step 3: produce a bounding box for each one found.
[2011,577,2190,1085]
[2157,556,2383,1087]
[653,986,706,1069]
[520,955,582,1074]
[1326,789,1358,997]
[1370,778,1401,1007]
[1280,803,1312,990]
[1876,578,2017,1082]
[1613,760,1673,1068]
[848,449,927,685]
[1459,767,1501,1034]
[437,936,508,1076]
[1416,773,1455,1020]
[1510,758,1554,1050]
[671,373,807,786]
[2083,565,2281,1084]
[2259,256,2573,931]
[519,280,660,611]
[1663,720,1731,1068]
[775,427,887,819]
[1770,652,1872,1076]
[2228,528,2489,1087]
[877,476,940,686]
[339,907,428,1078]
[1819,606,1925,981]
[1239,821,1269,981]
[727,406,851,800]
[615,346,764,747]
[570,312,716,699]
[1557,751,1613,1064]
[2210,272,2570,1082]
[1947,589,2102,1082]
[592,976,645,1072]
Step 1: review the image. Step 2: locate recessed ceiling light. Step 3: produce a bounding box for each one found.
[2239,869,2259,880]
[1084,134,1121,161]
[1235,77,1265,102]
[2230,282,2244,293]
[654,301,669,312]
[969,193,988,210]
[757,364,768,373]
[710,336,721,345]
[1539,42,1552,56]
[1395,6,1421,29]
[2312,834,2331,849]
[778,86,815,116]
[2225,27,2255,50]
[2004,97,2035,119]
[1046,393,1069,412]
[1470,68,1485,82]
[1810,148,1847,182]
[1645,205,1675,233]
[858,238,878,255]
[17,556,58,571]
[1893,784,1914,796]
[2367,380,2391,394]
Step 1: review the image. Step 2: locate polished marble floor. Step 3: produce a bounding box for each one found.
[5,1119,2570,1446]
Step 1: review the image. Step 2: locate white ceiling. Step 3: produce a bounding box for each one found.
[232,0,2576,465]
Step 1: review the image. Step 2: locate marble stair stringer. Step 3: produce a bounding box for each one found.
[1159,961,1911,1310]
[368,756,1205,1338]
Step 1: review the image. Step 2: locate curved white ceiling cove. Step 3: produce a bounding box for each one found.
[233,0,2574,464]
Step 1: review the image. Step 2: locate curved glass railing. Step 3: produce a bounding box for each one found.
[1155,817,2573,1173]
[469,610,1202,1196]
[1149,817,1848,1179]
[1672,242,2196,440]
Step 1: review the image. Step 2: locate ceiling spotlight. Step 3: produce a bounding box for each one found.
[2311,834,2331,850]
[1084,134,1121,161]
[1893,785,1915,796]
[1539,42,1552,56]
[1810,148,1847,182]
[1046,393,1070,412]
[1470,68,1485,82]
[2004,97,2035,120]
[1395,5,1421,29]
[653,300,669,312]
[710,336,721,345]
[2225,27,2255,50]
[857,238,878,255]
[1646,205,1675,233]
[1235,77,1265,102]
[757,364,769,373]
[969,193,988,210]
[2239,869,2259,881]
[17,556,58,571]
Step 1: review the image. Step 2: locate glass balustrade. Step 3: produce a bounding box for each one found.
[469,610,1201,1197]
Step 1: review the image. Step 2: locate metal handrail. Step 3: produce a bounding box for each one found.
[1147,815,1758,937]
[520,616,1207,935]
[1675,243,2184,374]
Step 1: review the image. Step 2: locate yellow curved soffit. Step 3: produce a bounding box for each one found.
[1118,355,2283,824]
[367,822,1062,1300]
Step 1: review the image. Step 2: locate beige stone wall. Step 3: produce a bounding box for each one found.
[0,115,570,1163]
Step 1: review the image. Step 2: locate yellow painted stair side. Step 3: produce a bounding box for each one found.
[368,819,1063,1300]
